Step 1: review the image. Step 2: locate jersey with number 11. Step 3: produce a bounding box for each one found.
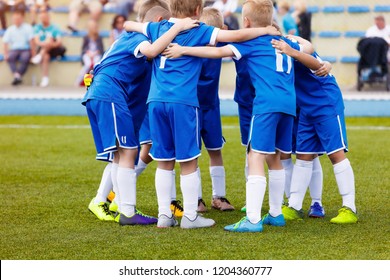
[229,35,300,117]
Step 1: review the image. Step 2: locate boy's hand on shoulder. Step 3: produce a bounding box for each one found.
[162,43,184,59]
[315,61,332,77]
[266,25,281,36]
[271,39,293,56]
[174,18,200,32]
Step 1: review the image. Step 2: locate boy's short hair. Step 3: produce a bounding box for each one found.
[243,0,273,27]
[200,7,223,29]
[169,0,203,18]
[138,0,170,22]
[144,6,171,22]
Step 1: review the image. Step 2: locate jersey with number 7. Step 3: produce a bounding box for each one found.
[228,35,301,117]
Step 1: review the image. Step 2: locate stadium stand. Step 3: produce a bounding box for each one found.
[0,0,390,87]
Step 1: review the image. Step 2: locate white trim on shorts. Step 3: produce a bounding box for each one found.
[140,140,152,145]
[148,153,176,162]
[327,115,348,155]
[111,103,138,150]
[176,153,202,163]
[196,108,200,149]
[296,151,327,155]
[249,146,276,155]
[276,147,292,154]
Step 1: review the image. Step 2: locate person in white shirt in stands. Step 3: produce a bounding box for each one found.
[212,0,239,30]
[365,15,390,62]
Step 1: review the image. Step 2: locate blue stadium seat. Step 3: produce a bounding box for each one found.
[0,29,4,36]
[322,6,345,13]
[61,30,110,38]
[318,31,342,38]
[54,55,81,62]
[51,5,116,13]
[321,56,337,63]
[344,31,365,38]
[347,6,370,13]
[0,54,3,61]
[374,5,390,13]
[340,56,359,63]
[307,6,320,13]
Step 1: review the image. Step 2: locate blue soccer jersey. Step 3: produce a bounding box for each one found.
[229,35,301,116]
[294,52,345,123]
[144,19,219,107]
[197,56,222,110]
[82,32,151,106]
[233,57,255,106]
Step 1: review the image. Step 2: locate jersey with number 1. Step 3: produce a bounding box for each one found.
[144,19,218,107]
[229,35,301,116]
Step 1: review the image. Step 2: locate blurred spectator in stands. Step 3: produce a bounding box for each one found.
[0,0,26,30]
[277,0,298,35]
[3,10,34,85]
[27,0,50,26]
[366,15,390,62]
[67,0,108,33]
[109,14,125,45]
[212,0,239,30]
[31,10,66,87]
[75,19,104,86]
[116,0,136,18]
[292,0,311,41]
[204,0,215,8]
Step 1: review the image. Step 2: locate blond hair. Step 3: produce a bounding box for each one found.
[143,6,171,22]
[137,0,170,22]
[169,0,203,18]
[243,0,273,27]
[200,7,223,28]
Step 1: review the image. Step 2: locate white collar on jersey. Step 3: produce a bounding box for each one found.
[168,18,178,23]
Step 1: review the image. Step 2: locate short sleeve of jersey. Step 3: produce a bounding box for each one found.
[196,24,218,46]
[227,42,249,60]
[129,32,149,58]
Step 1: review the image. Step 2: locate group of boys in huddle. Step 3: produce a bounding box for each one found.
[83,0,358,233]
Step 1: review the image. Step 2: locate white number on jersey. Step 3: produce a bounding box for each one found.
[275,49,292,74]
[159,56,167,69]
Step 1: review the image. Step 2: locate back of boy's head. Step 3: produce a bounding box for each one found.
[143,6,171,22]
[170,0,203,18]
[200,7,223,29]
[138,0,170,22]
[278,1,290,12]
[243,0,273,27]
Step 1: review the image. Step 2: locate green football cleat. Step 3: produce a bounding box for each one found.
[330,206,358,224]
[88,198,114,221]
[109,200,118,213]
[241,205,246,212]
[282,206,304,221]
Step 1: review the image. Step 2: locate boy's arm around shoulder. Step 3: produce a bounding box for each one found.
[216,25,281,43]
[163,44,234,59]
[131,18,200,59]
[272,39,321,70]
[285,34,314,54]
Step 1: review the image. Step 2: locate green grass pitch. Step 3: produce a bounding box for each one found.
[0,116,389,260]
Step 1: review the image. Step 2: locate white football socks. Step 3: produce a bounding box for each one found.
[181,171,200,220]
[281,158,294,199]
[197,167,203,200]
[94,162,113,204]
[289,159,313,210]
[155,168,173,217]
[210,166,226,198]
[111,162,120,211]
[117,167,136,217]
[135,158,148,178]
[309,157,323,206]
[333,158,356,212]
[268,169,285,217]
[170,170,177,201]
[246,175,266,224]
